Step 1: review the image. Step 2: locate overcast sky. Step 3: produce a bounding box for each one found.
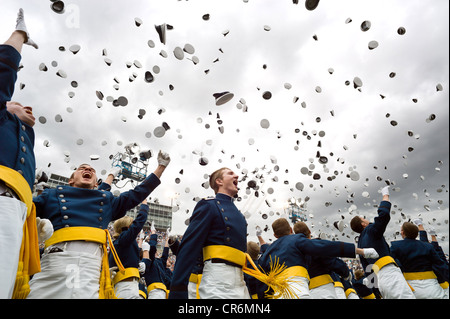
[3,0,449,253]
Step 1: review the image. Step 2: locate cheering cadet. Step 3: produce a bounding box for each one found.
[350,186,415,299]
[257,218,378,299]
[0,9,52,299]
[390,222,447,299]
[27,152,170,299]
[414,219,449,298]
[142,226,170,299]
[293,221,351,299]
[169,167,250,299]
[109,199,149,299]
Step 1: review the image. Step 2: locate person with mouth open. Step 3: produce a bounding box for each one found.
[27,151,170,299]
[169,167,251,299]
[0,9,52,299]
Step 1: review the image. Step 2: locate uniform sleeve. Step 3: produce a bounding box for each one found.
[111,173,161,220]
[370,200,391,239]
[419,230,429,242]
[33,188,51,218]
[149,233,158,261]
[428,244,449,283]
[161,246,169,266]
[97,182,112,192]
[168,200,213,299]
[118,204,149,246]
[0,44,21,108]
[327,257,350,278]
[298,238,356,259]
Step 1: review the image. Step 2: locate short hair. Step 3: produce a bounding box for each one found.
[209,167,229,194]
[272,218,291,238]
[247,241,260,260]
[293,221,311,237]
[402,222,419,239]
[354,269,365,280]
[113,216,134,239]
[350,216,364,234]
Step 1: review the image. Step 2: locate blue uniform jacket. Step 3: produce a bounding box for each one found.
[357,200,392,274]
[169,193,247,299]
[307,239,350,279]
[390,238,448,283]
[258,233,356,274]
[33,173,160,231]
[0,44,35,190]
[142,234,169,287]
[109,203,149,269]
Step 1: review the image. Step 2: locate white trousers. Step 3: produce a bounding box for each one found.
[408,278,445,299]
[378,264,415,299]
[443,288,449,299]
[281,276,310,299]
[0,196,27,299]
[198,260,250,299]
[27,241,102,299]
[114,279,140,299]
[147,288,167,299]
[334,286,347,299]
[310,282,338,299]
[188,281,199,299]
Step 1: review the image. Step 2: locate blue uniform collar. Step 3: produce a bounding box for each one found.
[215,192,234,202]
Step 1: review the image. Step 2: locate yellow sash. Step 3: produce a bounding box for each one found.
[202,245,310,299]
[334,281,344,289]
[440,282,449,289]
[112,267,140,285]
[189,273,202,299]
[372,256,396,274]
[363,292,376,299]
[345,288,357,298]
[203,245,247,266]
[139,289,147,299]
[403,271,437,281]
[147,282,168,299]
[44,226,125,299]
[0,165,40,299]
[372,256,415,292]
[309,274,334,289]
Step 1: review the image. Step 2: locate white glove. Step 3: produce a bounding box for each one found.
[166,227,171,237]
[157,150,170,167]
[428,228,437,236]
[381,186,390,196]
[142,241,150,251]
[108,166,122,178]
[256,226,262,237]
[36,217,53,242]
[138,262,146,274]
[413,218,423,226]
[35,182,49,192]
[35,167,44,182]
[363,248,379,259]
[15,8,38,49]
[362,277,370,287]
[151,221,156,232]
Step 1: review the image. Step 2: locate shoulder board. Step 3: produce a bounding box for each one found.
[203,196,215,201]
